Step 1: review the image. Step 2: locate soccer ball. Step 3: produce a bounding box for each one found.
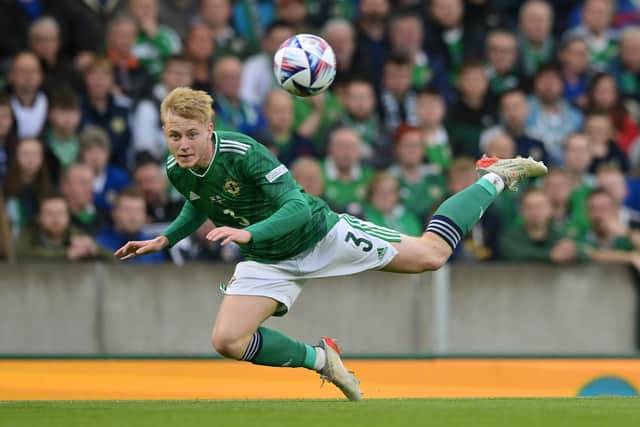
[273,34,336,97]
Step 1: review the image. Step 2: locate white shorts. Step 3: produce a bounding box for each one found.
[222,214,400,316]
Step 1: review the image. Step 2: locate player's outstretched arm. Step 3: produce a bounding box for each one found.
[114,236,169,261]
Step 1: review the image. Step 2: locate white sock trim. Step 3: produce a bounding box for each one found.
[480,172,505,194]
[314,347,326,371]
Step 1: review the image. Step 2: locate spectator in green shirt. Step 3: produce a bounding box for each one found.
[485,29,523,97]
[363,172,422,237]
[42,88,82,186]
[129,0,182,78]
[564,133,596,225]
[198,0,252,59]
[416,88,452,170]
[387,125,446,225]
[500,188,578,263]
[330,79,382,164]
[579,188,640,268]
[322,127,372,217]
[543,167,589,238]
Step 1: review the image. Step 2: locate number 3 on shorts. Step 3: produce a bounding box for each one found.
[345,231,372,252]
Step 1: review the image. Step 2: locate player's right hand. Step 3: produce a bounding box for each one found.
[114,236,169,261]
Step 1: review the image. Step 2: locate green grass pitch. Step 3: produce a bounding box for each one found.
[1,398,639,427]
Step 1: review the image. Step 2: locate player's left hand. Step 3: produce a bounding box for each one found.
[206,227,252,245]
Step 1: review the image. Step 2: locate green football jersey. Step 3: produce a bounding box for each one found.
[163,130,338,263]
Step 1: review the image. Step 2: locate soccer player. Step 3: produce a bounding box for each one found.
[115,87,547,401]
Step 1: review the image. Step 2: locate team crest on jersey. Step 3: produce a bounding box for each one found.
[224,179,241,196]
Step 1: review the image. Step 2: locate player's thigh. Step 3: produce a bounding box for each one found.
[382,232,451,273]
[212,294,279,340]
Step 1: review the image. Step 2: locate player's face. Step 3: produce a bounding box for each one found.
[164,112,214,169]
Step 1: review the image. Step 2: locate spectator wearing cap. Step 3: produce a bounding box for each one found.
[78,127,131,211]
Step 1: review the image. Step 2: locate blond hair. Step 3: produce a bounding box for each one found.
[160,87,214,124]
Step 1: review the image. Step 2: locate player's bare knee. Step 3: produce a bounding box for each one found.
[211,331,244,360]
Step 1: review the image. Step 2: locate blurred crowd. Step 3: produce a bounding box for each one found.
[3,0,640,268]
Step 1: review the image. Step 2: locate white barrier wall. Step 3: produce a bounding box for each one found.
[0,263,636,354]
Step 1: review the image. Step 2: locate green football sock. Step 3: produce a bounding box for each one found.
[426,174,503,249]
[241,327,317,370]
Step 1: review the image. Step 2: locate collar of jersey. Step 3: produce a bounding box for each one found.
[188,132,218,178]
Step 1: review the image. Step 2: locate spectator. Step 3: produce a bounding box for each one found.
[579,188,640,266]
[240,21,294,106]
[274,0,309,34]
[197,0,250,59]
[543,167,589,237]
[424,0,483,83]
[352,0,390,92]
[586,72,640,153]
[565,0,619,72]
[42,88,82,185]
[517,0,556,77]
[0,196,11,260]
[565,133,595,187]
[500,188,577,263]
[15,193,106,261]
[211,56,264,134]
[133,157,183,225]
[157,0,198,41]
[106,14,153,101]
[290,156,324,198]
[445,157,502,261]
[558,35,591,107]
[27,16,82,94]
[611,26,640,103]
[379,52,419,133]
[8,51,48,139]
[363,172,422,236]
[526,64,583,165]
[292,89,343,158]
[132,54,194,162]
[80,56,133,170]
[256,89,315,165]
[4,138,52,235]
[485,29,523,97]
[483,130,516,159]
[389,13,451,96]
[185,23,216,93]
[322,19,367,87]
[78,127,131,211]
[446,60,497,159]
[129,0,182,78]
[322,127,372,217]
[387,125,446,224]
[59,163,107,235]
[96,187,168,263]
[0,94,18,186]
[595,164,640,228]
[585,112,629,173]
[49,0,125,69]
[416,88,452,169]
[332,79,383,163]
[0,0,32,60]
[480,88,549,163]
